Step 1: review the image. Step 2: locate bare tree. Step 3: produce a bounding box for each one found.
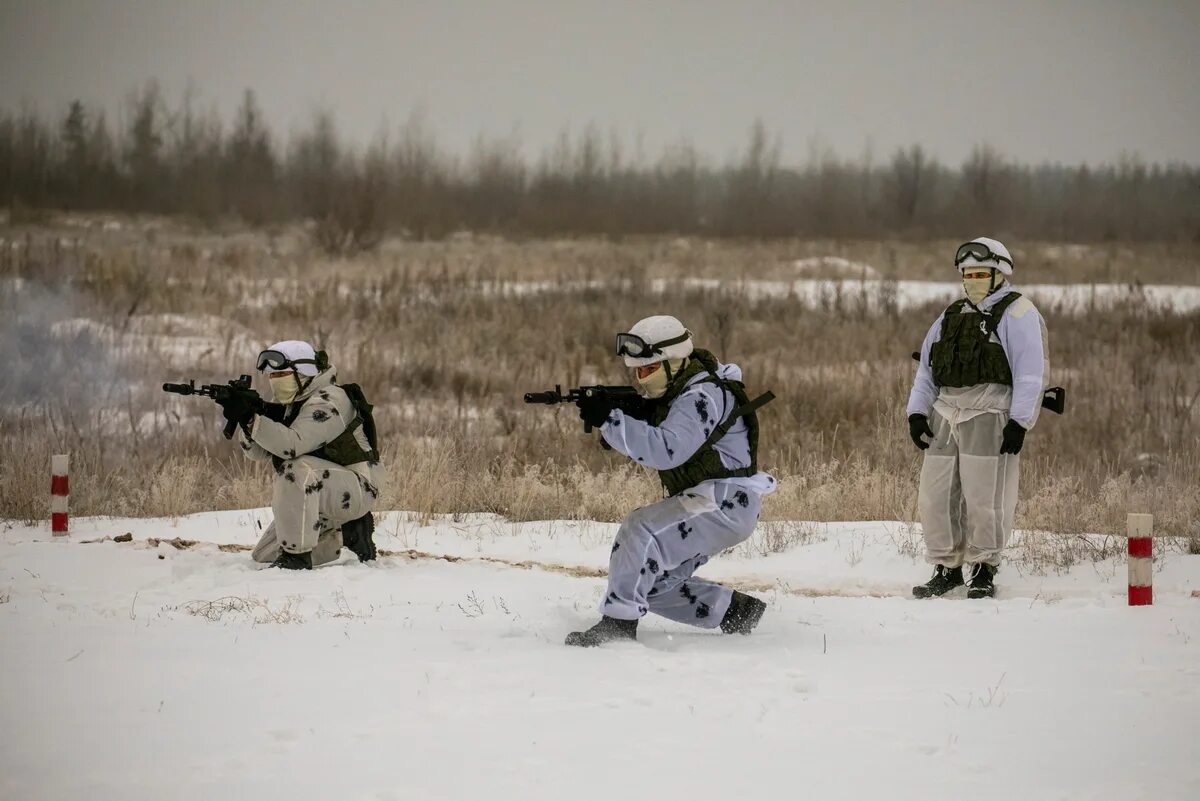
[392,109,452,240]
[888,144,927,228]
[59,101,89,206]
[961,143,1008,227]
[465,132,525,231]
[290,110,340,221]
[168,87,223,219]
[654,137,702,232]
[224,89,278,223]
[123,82,167,211]
[2,84,1199,242]
[721,120,782,236]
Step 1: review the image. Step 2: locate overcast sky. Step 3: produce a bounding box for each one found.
[2,0,1197,167]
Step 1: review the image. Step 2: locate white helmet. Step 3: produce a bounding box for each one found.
[955,237,1013,276]
[256,340,322,376]
[617,315,694,367]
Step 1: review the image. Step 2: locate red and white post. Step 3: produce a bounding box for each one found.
[1127,513,1152,606]
[51,454,69,536]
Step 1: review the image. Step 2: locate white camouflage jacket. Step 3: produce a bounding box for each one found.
[600,360,777,498]
[237,368,382,488]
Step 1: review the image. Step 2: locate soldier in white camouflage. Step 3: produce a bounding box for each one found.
[222,340,383,570]
[566,316,777,647]
[906,239,1050,599]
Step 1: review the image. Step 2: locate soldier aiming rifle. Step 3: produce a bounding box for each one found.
[530,315,778,647]
[165,340,383,570]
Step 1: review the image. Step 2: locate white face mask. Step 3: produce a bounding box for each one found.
[962,271,1000,305]
[634,358,685,399]
[270,374,301,403]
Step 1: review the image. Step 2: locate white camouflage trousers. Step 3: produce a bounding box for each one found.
[602,482,761,627]
[918,410,1019,569]
[251,456,375,567]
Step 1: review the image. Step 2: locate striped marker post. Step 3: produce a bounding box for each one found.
[51,454,69,536]
[1127,513,1152,606]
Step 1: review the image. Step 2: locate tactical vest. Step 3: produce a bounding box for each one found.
[271,382,379,471]
[649,349,774,497]
[929,292,1022,388]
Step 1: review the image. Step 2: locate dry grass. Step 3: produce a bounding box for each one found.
[181,595,304,624]
[737,521,826,557]
[4,218,1200,545]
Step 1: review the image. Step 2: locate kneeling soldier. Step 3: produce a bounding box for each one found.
[222,340,383,570]
[567,315,777,647]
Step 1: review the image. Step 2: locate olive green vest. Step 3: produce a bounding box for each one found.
[649,349,774,497]
[272,383,379,471]
[929,292,1022,388]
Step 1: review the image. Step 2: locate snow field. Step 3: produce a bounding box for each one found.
[2,512,1199,801]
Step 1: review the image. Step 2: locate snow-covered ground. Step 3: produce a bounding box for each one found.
[792,255,881,279]
[2,512,1198,801]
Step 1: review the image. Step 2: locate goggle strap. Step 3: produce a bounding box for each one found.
[616,331,690,358]
[651,332,690,351]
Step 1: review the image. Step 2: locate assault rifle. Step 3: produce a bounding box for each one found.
[524,384,645,433]
[163,374,257,439]
[909,352,1066,414]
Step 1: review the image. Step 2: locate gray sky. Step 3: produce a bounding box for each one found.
[2,0,1197,166]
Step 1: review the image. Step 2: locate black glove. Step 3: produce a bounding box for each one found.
[218,389,261,428]
[1000,419,1026,455]
[908,414,934,450]
[578,395,616,430]
[620,395,652,421]
[258,402,287,423]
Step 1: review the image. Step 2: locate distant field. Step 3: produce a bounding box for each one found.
[4,213,1200,285]
[3,217,1200,548]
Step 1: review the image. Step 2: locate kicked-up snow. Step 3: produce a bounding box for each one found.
[1,512,1198,801]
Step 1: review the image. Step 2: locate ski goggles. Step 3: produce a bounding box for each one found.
[255,349,323,372]
[615,331,690,359]
[954,241,1012,269]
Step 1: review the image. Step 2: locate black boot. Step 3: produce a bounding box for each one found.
[720,591,767,634]
[912,565,963,598]
[565,616,638,647]
[272,550,313,570]
[341,512,378,562]
[967,563,996,599]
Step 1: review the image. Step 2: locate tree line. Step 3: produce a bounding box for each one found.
[2,83,1197,251]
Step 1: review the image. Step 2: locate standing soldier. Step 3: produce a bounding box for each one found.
[220,340,383,570]
[566,315,777,647]
[906,238,1049,599]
